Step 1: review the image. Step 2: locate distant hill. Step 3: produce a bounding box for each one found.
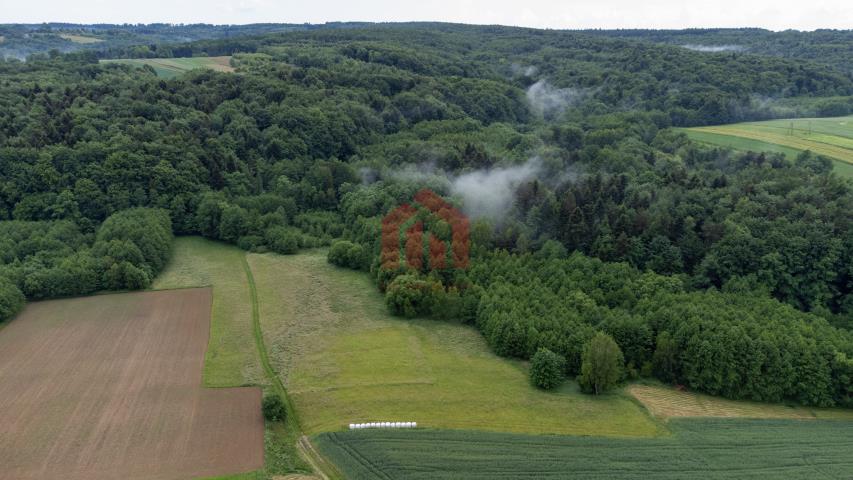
[584,28,853,73]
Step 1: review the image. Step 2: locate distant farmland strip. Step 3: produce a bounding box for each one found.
[58,33,103,44]
[682,116,853,178]
[100,56,234,79]
[316,419,853,479]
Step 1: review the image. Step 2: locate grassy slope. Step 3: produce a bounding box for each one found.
[100,57,234,79]
[248,250,665,438]
[315,419,853,479]
[153,237,313,479]
[681,116,853,178]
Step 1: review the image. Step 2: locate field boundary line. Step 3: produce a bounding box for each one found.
[241,255,342,480]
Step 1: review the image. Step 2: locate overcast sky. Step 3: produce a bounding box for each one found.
[3,0,853,31]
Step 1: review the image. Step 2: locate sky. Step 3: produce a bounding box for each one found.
[3,0,853,31]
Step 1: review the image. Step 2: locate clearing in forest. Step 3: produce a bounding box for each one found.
[58,33,103,44]
[248,250,665,438]
[0,288,264,480]
[100,56,234,79]
[682,115,853,178]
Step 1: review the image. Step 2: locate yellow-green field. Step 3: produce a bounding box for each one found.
[249,250,666,438]
[682,116,853,178]
[629,384,853,420]
[58,33,103,44]
[100,56,234,79]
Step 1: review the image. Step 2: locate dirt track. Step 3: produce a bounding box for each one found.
[0,288,264,480]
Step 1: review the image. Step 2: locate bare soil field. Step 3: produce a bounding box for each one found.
[0,288,264,480]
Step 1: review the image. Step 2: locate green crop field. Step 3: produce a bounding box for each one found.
[100,56,234,79]
[316,419,853,479]
[682,116,853,178]
[247,251,665,438]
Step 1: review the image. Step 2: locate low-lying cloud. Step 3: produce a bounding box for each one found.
[510,63,538,77]
[450,158,542,219]
[682,44,745,53]
[526,80,587,118]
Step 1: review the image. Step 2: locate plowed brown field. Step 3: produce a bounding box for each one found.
[0,288,264,480]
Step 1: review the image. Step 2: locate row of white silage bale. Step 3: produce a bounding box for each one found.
[348,421,417,429]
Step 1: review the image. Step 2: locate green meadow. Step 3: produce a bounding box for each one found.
[248,250,665,438]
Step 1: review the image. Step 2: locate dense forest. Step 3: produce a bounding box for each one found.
[586,28,853,73]
[0,23,318,60]
[0,23,851,407]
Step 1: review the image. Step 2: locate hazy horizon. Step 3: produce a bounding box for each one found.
[3,0,853,32]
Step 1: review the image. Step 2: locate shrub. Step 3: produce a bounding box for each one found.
[265,226,299,254]
[385,274,444,318]
[237,235,265,251]
[262,394,287,422]
[0,277,25,322]
[530,348,565,390]
[328,240,366,270]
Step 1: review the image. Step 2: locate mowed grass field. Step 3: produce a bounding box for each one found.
[248,250,665,438]
[629,384,853,420]
[0,288,264,480]
[682,116,853,178]
[100,56,234,79]
[315,419,853,479]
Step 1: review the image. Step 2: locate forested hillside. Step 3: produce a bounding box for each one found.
[0,24,851,406]
[587,28,853,73]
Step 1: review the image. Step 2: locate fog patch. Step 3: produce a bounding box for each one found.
[450,158,542,220]
[510,63,538,77]
[682,44,745,53]
[526,80,588,118]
